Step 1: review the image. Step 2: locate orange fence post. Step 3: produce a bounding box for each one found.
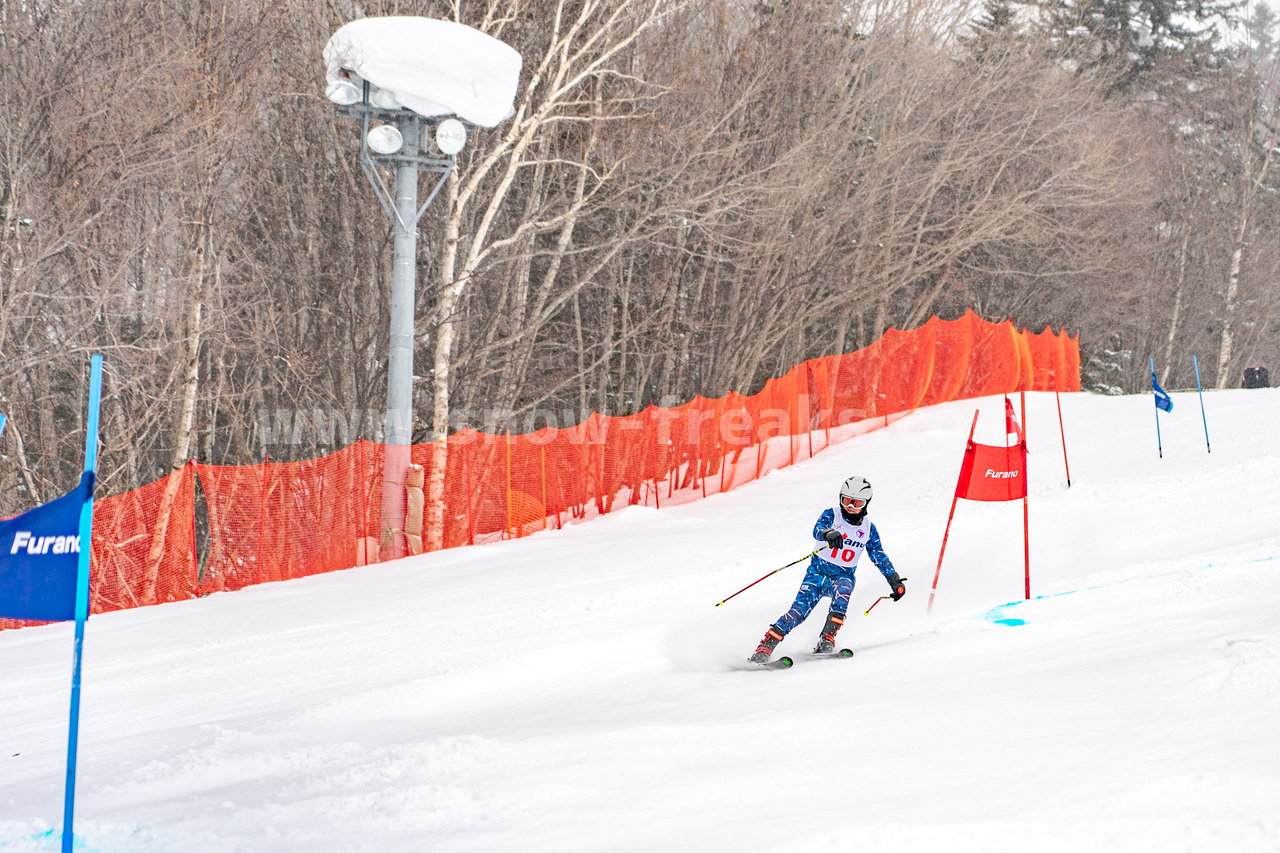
[257,452,268,585]
[357,441,369,562]
[717,396,728,496]
[465,439,476,544]
[504,430,512,540]
[651,407,661,510]
[701,399,711,499]
[541,444,549,529]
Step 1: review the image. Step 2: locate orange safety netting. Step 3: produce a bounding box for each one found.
[0,311,1078,629]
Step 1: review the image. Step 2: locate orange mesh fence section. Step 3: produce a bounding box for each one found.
[0,466,196,631]
[1,312,1079,630]
[1024,324,1081,392]
[92,466,198,611]
[193,443,379,592]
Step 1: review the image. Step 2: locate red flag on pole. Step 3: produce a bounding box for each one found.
[1004,395,1024,443]
[955,441,1026,502]
[929,405,1031,614]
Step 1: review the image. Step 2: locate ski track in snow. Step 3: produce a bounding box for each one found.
[3,389,1280,852]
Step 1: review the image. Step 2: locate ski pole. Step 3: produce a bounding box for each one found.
[866,575,909,613]
[715,550,819,606]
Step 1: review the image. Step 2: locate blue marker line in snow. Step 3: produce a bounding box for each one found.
[976,555,1278,627]
[27,827,88,851]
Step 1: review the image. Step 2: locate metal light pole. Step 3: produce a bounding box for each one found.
[330,80,467,559]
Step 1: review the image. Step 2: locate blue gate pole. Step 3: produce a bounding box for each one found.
[1149,357,1164,459]
[63,355,102,853]
[1192,355,1211,454]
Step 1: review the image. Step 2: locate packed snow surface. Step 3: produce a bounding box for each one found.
[324,17,521,127]
[3,389,1279,852]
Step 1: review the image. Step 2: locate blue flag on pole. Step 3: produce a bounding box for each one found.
[0,472,94,622]
[1152,372,1173,413]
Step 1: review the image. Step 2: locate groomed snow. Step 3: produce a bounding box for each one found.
[3,389,1279,852]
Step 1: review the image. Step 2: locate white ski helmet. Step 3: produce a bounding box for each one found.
[839,475,873,510]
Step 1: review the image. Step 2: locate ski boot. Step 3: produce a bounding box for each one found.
[749,624,786,664]
[812,611,846,654]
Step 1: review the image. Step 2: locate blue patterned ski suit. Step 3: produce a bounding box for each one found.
[773,506,897,635]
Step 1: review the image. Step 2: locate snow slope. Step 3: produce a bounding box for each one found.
[3,389,1279,853]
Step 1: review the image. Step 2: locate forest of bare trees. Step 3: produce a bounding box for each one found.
[1,0,1277,511]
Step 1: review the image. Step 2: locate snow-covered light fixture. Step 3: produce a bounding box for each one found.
[324,17,520,127]
[365,124,404,155]
[369,87,401,110]
[323,16,520,561]
[434,119,467,155]
[325,78,361,105]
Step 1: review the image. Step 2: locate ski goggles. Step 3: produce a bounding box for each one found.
[840,496,867,510]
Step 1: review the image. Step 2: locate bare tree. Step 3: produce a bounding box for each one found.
[421,0,687,549]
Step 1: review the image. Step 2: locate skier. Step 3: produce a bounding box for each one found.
[749,475,906,664]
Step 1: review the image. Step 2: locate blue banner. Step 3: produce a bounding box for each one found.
[1152,372,1173,413]
[0,472,94,622]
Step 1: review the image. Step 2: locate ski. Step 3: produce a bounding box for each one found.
[748,649,852,670]
[749,655,794,670]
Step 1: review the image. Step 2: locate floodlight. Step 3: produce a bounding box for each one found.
[369,87,401,110]
[366,124,404,155]
[435,119,467,155]
[325,79,360,105]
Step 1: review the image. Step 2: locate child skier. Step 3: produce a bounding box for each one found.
[749,475,906,664]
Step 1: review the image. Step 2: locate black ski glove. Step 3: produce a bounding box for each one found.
[821,529,844,549]
[886,573,907,601]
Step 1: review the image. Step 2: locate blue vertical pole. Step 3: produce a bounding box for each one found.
[63,355,102,853]
[1149,357,1164,459]
[0,413,7,440]
[1192,355,1211,454]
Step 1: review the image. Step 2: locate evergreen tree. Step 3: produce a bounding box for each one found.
[1247,2,1278,65]
[1029,0,1244,91]
[965,0,1026,62]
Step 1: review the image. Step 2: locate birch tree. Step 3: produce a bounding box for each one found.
[1214,40,1280,385]
[423,0,684,549]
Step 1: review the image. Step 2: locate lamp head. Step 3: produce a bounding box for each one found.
[366,124,404,155]
[325,78,361,106]
[369,87,401,110]
[435,118,467,155]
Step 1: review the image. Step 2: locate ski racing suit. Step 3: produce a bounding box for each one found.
[772,505,897,635]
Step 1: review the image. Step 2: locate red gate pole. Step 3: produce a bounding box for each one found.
[928,409,979,615]
[1054,379,1072,487]
[1022,391,1031,600]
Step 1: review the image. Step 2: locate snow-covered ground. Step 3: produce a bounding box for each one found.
[3,389,1279,853]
